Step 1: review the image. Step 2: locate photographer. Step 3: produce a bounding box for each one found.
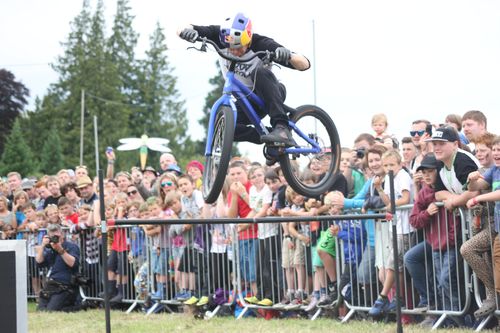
[36,223,80,311]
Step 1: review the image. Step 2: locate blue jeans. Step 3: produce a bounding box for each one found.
[239,239,257,282]
[404,241,434,305]
[433,247,459,311]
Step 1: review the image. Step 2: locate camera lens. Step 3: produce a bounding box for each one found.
[356,148,365,159]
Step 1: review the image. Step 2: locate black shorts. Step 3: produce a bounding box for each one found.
[178,248,196,273]
[107,250,128,276]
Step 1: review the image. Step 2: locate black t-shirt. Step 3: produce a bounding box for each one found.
[43,195,62,209]
[435,149,479,194]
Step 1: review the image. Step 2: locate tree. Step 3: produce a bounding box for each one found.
[39,128,65,175]
[0,69,29,156]
[0,119,37,176]
[136,22,197,166]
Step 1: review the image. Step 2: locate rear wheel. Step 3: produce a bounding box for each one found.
[279,105,341,197]
[202,106,234,204]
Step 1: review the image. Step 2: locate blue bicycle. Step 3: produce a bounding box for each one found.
[193,38,341,204]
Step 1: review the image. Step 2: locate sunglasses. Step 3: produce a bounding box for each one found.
[410,130,425,137]
[76,165,88,170]
[127,190,138,196]
[161,181,173,187]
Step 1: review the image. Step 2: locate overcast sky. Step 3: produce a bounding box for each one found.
[1,0,499,163]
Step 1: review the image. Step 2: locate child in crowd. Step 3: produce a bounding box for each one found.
[178,174,207,305]
[186,160,204,191]
[244,166,276,306]
[324,191,366,311]
[21,202,45,298]
[44,204,62,225]
[128,201,146,272]
[204,179,233,296]
[281,186,314,310]
[369,149,413,318]
[371,113,398,150]
[58,196,79,227]
[143,197,169,301]
[12,190,29,230]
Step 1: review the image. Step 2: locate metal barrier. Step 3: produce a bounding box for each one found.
[11,203,500,330]
[339,203,471,329]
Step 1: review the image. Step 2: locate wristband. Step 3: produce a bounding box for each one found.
[107,160,115,165]
[472,198,479,206]
[58,249,66,255]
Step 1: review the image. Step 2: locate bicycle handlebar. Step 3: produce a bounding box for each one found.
[192,37,274,64]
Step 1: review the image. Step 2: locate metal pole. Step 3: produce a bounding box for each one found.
[99,170,111,333]
[80,89,85,166]
[94,116,99,174]
[389,170,403,333]
[312,20,318,133]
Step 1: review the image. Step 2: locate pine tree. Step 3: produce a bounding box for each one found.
[0,119,37,176]
[136,22,196,166]
[108,0,139,94]
[0,69,30,156]
[39,128,65,175]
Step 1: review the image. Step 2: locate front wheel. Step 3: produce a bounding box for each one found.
[279,105,341,197]
[202,106,234,204]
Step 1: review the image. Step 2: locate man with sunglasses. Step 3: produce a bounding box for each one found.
[409,119,434,176]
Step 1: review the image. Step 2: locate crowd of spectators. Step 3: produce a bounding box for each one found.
[0,110,499,328]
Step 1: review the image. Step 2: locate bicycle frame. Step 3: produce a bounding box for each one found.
[204,62,322,157]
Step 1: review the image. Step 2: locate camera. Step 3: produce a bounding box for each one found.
[425,124,433,136]
[356,148,366,159]
[45,235,60,248]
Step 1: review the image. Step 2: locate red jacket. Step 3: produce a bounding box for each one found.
[410,184,460,251]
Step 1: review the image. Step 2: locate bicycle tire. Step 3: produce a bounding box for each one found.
[279,104,341,197]
[202,105,235,204]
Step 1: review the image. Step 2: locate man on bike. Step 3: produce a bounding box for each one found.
[178,12,310,150]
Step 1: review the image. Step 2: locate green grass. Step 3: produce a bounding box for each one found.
[27,302,475,333]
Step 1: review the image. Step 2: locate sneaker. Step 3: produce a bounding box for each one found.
[183,296,199,305]
[257,298,273,306]
[175,291,191,301]
[317,293,337,307]
[419,315,435,328]
[414,300,429,313]
[368,296,390,317]
[244,296,260,304]
[109,291,123,304]
[196,296,209,307]
[273,294,292,309]
[284,298,302,310]
[261,124,297,147]
[304,297,318,312]
[474,297,497,319]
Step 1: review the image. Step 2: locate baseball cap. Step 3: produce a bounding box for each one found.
[416,153,439,172]
[21,179,35,190]
[76,175,93,188]
[425,126,459,143]
[166,164,182,175]
[143,166,158,176]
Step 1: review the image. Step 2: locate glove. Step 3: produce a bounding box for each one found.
[179,28,199,43]
[274,47,291,64]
